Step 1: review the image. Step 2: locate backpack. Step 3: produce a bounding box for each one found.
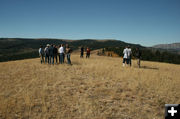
[45,47,49,54]
[127,49,131,57]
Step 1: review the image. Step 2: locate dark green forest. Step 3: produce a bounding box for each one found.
[105,47,180,64]
[0,38,141,62]
[0,38,180,64]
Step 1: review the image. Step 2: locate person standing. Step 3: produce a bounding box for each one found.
[80,46,84,58]
[59,44,64,64]
[63,44,66,63]
[86,47,90,58]
[58,45,61,64]
[48,44,54,64]
[127,46,132,67]
[53,45,58,64]
[44,44,50,64]
[39,45,44,64]
[123,46,129,67]
[136,48,142,68]
[66,44,72,65]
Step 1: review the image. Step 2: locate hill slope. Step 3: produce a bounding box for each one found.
[153,43,180,54]
[153,43,180,49]
[0,38,142,62]
[1,38,180,64]
[0,54,180,119]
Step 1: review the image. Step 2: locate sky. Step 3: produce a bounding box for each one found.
[0,0,180,46]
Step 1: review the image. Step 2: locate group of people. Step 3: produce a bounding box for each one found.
[123,46,142,68]
[39,44,72,65]
[80,47,91,58]
[39,44,141,67]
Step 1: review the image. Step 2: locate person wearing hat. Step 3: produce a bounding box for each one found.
[44,44,50,64]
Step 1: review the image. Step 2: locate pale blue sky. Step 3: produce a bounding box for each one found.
[0,0,180,46]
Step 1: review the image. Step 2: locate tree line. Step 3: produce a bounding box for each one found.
[1,38,180,64]
[103,47,180,64]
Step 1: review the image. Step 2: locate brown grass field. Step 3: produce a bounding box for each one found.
[0,53,180,119]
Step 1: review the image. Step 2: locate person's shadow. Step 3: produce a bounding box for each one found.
[140,66,159,70]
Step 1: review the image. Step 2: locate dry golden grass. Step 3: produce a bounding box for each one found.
[0,54,180,119]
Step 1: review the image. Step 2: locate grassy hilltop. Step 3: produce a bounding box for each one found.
[0,38,134,62]
[1,38,180,64]
[0,53,180,119]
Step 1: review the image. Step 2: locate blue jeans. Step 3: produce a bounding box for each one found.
[49,55,54,64]
[80,52,83,58]
[58,54,60,63]
[45,54,49,64]
[60,53,64,64]
[123,58,128,64]
[63,53,65,63]
[67,53,71,64]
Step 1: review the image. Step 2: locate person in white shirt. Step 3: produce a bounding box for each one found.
[59,44,64,64]
[127,46,132,66]
[39,45,44,64]
[123,46,128,67]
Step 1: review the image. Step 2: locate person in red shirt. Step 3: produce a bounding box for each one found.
[86,47,91,58]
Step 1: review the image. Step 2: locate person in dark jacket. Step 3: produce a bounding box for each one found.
[127,46,132,67]
[66,44,72,65]
[53,45,58,64]
[48,44,54,64]
[80,46,84,58]
[58,45,61,64]
[63,44,66,63]
[136,48,142,68]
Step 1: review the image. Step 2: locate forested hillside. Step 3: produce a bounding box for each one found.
[104,47,180,64]
[0,38,140,62]
[0,38,180,64]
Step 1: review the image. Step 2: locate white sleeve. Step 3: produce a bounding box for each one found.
[39,48,41,54]
[62,47,64,53]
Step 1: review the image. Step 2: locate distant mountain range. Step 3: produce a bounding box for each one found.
[153,43,180,54]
